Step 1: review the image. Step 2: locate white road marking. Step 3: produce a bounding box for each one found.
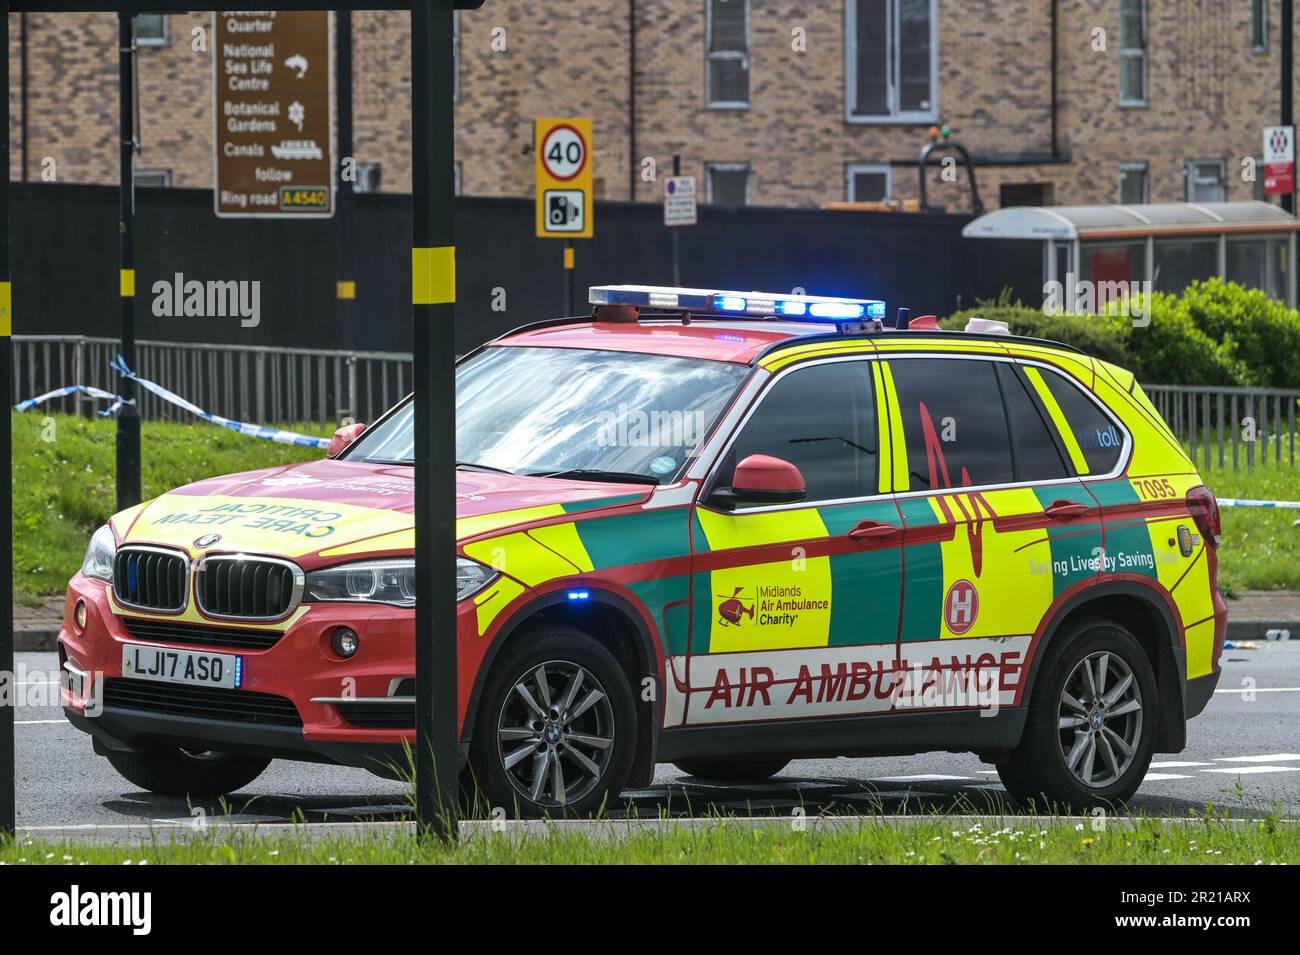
[1214,754,1300,763]
[1143,773,1192,781]
[1150,761,1212,768]
[1201,766,1300,775]
[15,719,66,725]
[1214,687,1300,694]
[876,774,973,782]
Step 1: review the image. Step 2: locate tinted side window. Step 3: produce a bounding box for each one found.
[889,358,1015,491]
[1029,366,1124,475]
[720,361,876,502]
[996,363,1069,482]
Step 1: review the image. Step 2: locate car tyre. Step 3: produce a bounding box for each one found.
[467,624,636,819]
[673,758,789,782]
[104,747,271,797]
[998,617,1158,812]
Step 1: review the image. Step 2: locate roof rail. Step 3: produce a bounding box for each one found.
[751,328,1087,364]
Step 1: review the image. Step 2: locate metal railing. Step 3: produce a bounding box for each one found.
[12,336,413,428]
[1144,384,1299,471]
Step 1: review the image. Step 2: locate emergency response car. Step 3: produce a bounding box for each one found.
[60,285,1224,817]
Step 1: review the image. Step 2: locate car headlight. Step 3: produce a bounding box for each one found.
[304,557,496,607]
[81,524,116,582]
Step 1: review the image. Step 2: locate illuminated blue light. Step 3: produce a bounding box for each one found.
[234,657,243,689]
[866,302,887,319]
[777,300,807,317]
[809,301,866,319]
[715,295,748,312]
[567,590,590,601]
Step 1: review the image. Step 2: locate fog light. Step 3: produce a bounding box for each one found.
[331,627,359,658]
[74,600,87,632]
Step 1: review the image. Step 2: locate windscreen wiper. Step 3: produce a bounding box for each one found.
[530,468,656,485]
[456,461,516,475]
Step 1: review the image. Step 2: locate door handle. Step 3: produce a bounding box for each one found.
[1044,499,1089,521]
[849,520,900,543]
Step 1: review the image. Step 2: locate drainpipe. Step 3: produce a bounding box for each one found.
[1050,0,1059,158]
[628,0,637,201]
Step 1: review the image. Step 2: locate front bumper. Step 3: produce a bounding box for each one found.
[59,573,483,772]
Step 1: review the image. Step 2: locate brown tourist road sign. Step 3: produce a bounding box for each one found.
[214,10,336,218]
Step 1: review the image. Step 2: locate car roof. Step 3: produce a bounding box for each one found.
[498,318,839,364]
[496,317,1087,367]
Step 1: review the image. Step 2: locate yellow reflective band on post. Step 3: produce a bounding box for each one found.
[872,363,892,493]
[880,362,909,491]
[412,246,456,305]
[337,280,356,300]
[564,246,575,270]
[120,269,135,298]
[0,281,10,336]
[1025,366,1090,475]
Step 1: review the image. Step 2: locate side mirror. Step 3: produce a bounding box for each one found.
[713,453,806,508]
[327,422,367,458]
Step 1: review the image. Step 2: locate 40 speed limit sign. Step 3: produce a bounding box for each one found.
[535,117,594,238]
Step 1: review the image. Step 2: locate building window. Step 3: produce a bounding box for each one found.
[354,163,383,194]
[133,169,171,188]
[1252,0,1268,50]
[707,163,751,205]
[1000,183,1054,207]
[1119,0,1147,105]
[846,164,892,201]
[1185,159,1226,202]
[846,0,937,122]
[1119,162,1148,204]
[134,13,168,46]
[707,0,750,107]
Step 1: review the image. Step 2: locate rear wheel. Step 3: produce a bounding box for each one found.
[467,625,636,818]
[673,758,789,782]
[104,747,270,797]
[998,618,1157,811]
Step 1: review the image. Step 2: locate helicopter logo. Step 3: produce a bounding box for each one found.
[716,586,755,627]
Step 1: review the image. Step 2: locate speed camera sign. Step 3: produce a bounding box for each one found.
[536,117,593,238]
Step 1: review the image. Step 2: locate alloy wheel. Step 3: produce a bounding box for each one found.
[496,661,616,809]
[1056,650,1144,788]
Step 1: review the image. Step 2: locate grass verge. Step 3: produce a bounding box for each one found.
[1199,461,1300,595]
[2,813,1298,864]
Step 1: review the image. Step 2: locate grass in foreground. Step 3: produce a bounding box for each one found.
[2,813,1298,864]
[11,412,327,604]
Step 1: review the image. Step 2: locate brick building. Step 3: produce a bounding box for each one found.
[5,2,1293,212]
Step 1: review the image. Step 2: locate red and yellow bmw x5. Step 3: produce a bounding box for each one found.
[61,285,1225,816]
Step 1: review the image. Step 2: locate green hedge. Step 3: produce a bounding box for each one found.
[942,278,1299,387]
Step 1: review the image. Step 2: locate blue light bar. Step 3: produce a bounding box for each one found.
[567,590,591,601]
[589,285,885,326]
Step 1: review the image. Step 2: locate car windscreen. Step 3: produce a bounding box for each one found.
[344,345,749,483]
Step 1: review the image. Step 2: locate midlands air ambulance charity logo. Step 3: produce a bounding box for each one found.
[716,587,755,627]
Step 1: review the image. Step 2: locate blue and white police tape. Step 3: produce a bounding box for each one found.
[14,384,128,417]
[1218,498,1300,509]
[108,355,331,450]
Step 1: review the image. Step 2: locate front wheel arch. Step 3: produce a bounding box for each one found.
[463,587,662,783]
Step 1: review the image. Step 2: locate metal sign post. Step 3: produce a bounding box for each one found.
[116,12,141,513]
[1,0,14,840]
[412,0,461,841]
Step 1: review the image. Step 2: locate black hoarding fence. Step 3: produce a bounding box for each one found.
[12,182,1041,361]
